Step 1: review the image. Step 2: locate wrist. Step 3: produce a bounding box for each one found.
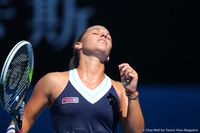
[126,89,137,95]
[126,91,139,100]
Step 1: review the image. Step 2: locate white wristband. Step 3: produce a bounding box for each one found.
[7,125,15,133]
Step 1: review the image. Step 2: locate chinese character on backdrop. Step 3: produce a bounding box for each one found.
[28,0,95,52]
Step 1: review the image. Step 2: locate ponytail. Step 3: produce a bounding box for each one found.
[69,56,79,70]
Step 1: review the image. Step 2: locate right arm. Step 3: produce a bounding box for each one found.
[9,73,56,133]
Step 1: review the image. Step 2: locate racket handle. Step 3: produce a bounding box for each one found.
[18,101,25,129]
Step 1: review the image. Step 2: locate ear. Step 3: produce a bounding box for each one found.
[75,42,82,51]
[106,56,110,62]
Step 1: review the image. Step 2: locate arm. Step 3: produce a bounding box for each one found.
[118,63,144,133]
[9,73,54,133]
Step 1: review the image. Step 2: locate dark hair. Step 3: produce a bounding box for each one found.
[69,30,87,70]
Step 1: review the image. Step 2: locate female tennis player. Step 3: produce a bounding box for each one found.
[8,25,144,133]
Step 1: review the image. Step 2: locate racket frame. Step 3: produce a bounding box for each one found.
[0,40,34,131]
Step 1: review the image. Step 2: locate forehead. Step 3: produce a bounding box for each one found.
[87,26,110,35]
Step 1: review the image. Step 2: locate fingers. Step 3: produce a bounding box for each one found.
[118,63,138,81]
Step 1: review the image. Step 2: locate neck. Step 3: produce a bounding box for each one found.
[77,55,105,76]
[76,55,105,88]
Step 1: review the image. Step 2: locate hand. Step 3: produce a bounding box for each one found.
[118,63,138,91]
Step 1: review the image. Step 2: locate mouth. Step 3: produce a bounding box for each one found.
[98,38,107,44]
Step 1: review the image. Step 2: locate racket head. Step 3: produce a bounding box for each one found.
[0,40,34,113]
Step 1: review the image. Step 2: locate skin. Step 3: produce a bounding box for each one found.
[10,25,144,133]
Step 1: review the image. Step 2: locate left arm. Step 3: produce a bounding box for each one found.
[118,63,144,133]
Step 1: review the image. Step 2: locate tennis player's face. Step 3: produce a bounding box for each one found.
[81,26,112,57]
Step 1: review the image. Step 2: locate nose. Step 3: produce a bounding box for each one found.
[101,32,107,39]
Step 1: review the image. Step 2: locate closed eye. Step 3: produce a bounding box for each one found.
[93,32,99,35]
[107,36,112,41]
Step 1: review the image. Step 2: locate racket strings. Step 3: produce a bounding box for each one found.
[4,46,31,110]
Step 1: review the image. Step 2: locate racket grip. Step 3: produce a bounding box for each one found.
[15,128,23,133]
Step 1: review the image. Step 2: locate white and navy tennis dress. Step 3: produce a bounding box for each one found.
[50,69,120,133]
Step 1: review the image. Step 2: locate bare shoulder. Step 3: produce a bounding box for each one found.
[110,79,126,98]
[37,71,70,94]
[34,71,70,107]
[38,71,69,85]
[111,79,124,91]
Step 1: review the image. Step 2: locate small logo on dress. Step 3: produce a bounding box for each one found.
[62,97,79,104]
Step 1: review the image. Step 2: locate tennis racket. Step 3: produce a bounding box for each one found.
[0,40,34,133]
